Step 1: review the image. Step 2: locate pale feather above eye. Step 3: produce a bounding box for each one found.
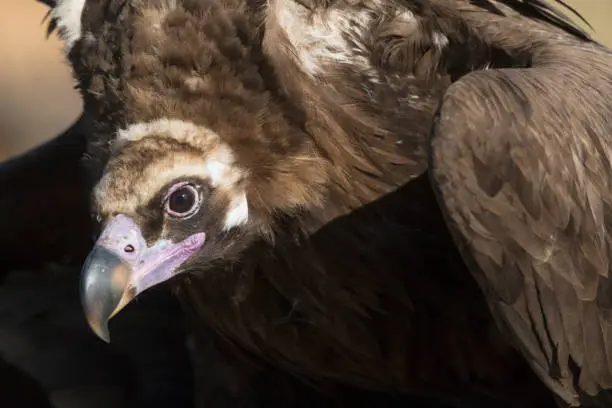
[95,118,251,230]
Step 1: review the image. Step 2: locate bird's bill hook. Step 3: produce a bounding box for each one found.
[79,214,205,342]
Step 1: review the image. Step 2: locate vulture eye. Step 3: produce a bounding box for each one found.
[164,183,200,218]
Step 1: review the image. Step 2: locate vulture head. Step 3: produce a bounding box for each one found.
[57,0,330,341]
[82,124,243,341]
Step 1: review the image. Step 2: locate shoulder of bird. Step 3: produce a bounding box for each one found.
[32,0,612,406]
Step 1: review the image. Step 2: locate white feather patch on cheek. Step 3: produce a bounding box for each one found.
[223,191,249,231]
[52,0,87,52]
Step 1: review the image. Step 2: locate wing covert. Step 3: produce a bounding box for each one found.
[429,51,612,406]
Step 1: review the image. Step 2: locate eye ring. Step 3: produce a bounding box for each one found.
[164,182,201,218]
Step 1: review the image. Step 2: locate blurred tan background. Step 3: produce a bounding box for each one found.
[0,0,81,160]
[0,0,611,162]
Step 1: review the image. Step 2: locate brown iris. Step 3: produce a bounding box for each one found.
[165,184,199,217]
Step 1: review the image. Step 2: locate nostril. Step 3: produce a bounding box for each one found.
[124,244,135,253]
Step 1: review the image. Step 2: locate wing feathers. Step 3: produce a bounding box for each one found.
[430,53,612,403]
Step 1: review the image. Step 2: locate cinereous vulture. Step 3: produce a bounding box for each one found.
[23,0,612,406]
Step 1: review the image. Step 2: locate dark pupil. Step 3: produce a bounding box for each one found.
[169,187,196,214]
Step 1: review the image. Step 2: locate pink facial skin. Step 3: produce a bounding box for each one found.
[80,214,205,342]
[96,214,205,293]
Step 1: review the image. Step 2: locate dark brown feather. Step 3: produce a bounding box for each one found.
[429,25,612,407]
[0,116,92,275]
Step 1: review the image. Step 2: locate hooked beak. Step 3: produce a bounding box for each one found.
[80,214,205,342]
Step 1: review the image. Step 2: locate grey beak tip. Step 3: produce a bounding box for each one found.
[80,246,129,344]
[89,319,111,343]
[99,329,111,344]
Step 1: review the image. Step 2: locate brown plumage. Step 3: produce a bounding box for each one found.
[25,0,612,407]
[0,357,53,408]
[429,24,612,408]
[0,117,92,275]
